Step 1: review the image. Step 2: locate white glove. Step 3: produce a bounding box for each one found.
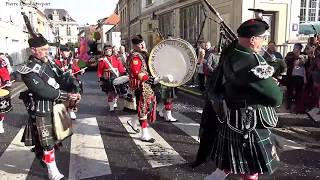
[162,74,174,83]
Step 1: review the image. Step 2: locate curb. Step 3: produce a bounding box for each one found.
[177,86,315,128]
[177,87,203,97]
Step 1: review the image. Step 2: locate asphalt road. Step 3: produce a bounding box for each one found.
[0,72,319,180]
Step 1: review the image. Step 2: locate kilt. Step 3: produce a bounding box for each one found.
[211,123,279,175]
[101,79,115,94]
[160,86,176,100]
[138,83,157,123]
[21,113,57,148]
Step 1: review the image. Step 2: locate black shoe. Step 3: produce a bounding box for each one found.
[141,138,155,143]
[127,120,140,133]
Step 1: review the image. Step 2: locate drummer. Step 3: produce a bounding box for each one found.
[158,35,177,122]
[127,35,159,143]
[97,45,126,112]
[0,57,12,134]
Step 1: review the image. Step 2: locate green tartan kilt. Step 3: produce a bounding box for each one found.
[211,123,280,175]
[21,113,58,148]
[160,86,176,100]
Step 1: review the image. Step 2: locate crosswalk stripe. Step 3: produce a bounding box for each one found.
[171,112,200,143]
[0,127,35,180]
[118,115,186,168]
[69,117,111,180]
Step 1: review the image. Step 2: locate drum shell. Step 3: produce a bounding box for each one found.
[0,93,12,113]
[113,76,130,96]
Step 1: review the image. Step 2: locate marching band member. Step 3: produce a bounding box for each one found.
[202,19,282,180]
[157,35,177,122]
[55,45,84,119]
[18,34,79,180]
[127,35,159,143]
[97,45,126,112]
[0,57,12,134]
[158,86,177,122]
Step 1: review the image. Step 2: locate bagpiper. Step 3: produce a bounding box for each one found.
[97,45,126,111]
[201,19,283,180]
[18,32,80,180]
[126,35,159,143]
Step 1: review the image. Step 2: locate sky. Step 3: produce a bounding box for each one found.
[47,0,119,25]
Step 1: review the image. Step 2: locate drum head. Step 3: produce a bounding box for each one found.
[0,89,9,97]
[149,39,197,87]
[113,76,129,85]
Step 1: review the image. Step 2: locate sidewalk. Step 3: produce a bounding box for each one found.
[177,84,315,127]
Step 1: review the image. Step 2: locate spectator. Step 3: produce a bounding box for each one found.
[197,46,206,92]
[203,43,219,89]
[285,43,307,113]
[263,41,287,80]
[118,45,128,66]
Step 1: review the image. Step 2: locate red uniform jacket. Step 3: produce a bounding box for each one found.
[97,55,126,79]
[128,53,150,89]
[0,59,10,87]
[55,58,68,71]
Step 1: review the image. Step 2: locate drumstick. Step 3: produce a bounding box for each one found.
[0,80,15,89]
[72,67,87,75]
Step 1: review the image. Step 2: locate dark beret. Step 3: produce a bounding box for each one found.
[237,19,269,38]
[131,34,143,44]
[293,43,303,50]
[60,45,71,51]
[28,34,48,48]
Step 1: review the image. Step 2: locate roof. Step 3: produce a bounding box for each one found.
[103,13,120,25]
[44,8,76,22]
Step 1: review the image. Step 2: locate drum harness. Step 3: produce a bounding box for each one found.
[103,57,119,78]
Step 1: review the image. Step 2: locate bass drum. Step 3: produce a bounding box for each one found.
[148,38,197,87]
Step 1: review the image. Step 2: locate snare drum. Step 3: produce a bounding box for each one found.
[0,89,12,113]
[113,76,129,96]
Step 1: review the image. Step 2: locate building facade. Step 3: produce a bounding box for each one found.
[118,0,301,52]
[0,0,44,65]
[44,9,79,45]
[118,0,129,47]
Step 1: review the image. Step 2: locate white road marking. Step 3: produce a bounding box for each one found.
[171,112,200,143]
[118,115,186,168]
[11,87,28,99]
[0,127,35,180]
[69,117,111,180]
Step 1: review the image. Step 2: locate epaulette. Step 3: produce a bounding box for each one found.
[17,62,42,75]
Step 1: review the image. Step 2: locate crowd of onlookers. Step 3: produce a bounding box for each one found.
[193,37,320,114]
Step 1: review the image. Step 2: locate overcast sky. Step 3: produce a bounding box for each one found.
[48,0,118,25]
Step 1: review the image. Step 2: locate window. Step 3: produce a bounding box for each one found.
[180,3,204,44]
[55,27,59,35]
[300,0,307,23]
[67,26,71,36]
[159,11,174,37]
[309,8,316,21]
[308,0,317,21]
[62,16,66,21]
[146,0,153,6]
[107,34,110,41]
[48,14,53,20]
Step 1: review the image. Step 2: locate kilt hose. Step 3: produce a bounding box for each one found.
[21,113,57,148]
[211,123,280,175]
